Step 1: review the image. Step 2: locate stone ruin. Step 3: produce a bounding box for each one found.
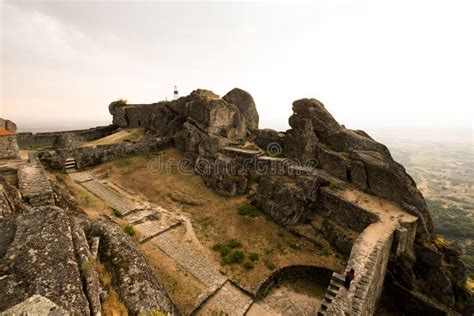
[108,87,472,314]
[0,118,19,159]
[0,88,472,315]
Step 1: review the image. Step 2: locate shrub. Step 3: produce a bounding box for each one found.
[222,250,245,265]
[228,239,242,249]
[112,208,123,218]
[264,259,276,270]
[237,204,259,217]
[123,224,136,236]
[213,243,231,257]
[110,98,128,107]
[244,261,254,270]
[249,252,259,262]
[84,196,92,204]
[213,239,242,259]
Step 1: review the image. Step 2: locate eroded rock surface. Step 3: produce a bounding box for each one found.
[84,220,180,315]
[0,206,90,314]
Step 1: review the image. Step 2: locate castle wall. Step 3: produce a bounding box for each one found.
[38,137,173,171]
[17,125,117,149]
[322,218,418,316]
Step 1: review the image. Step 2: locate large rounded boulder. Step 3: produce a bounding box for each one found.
[223,88,259,131]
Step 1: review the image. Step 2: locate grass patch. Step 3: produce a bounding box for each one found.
[264,248,273,255]
[222,250,245,265]
[116,157,131,168]
[112,208,123,218]
[244,261,254,270]
[81,260,94,272]
[213,239,242,258]
[248,252,259,262]
[237,204,259,217]
[123,224,136,236]
[83,196,92,204]
[264,259,276,270]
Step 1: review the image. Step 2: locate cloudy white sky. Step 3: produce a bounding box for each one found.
[1,0,473,136]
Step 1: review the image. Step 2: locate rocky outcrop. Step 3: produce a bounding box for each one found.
[252,128,285,151]
[0,206,91,314]
[223,87,259,131]
[109,99,129,127]
[284,98,433,237]
[252,174,328,226]
[84,220,180,315]
[0,177,31,218]
[0,118,17,133]
[0,118,19,159]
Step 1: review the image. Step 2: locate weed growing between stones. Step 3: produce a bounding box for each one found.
[112,208,123,218]
[123,224,136,236]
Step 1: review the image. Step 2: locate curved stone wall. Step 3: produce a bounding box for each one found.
[254,265,333,300]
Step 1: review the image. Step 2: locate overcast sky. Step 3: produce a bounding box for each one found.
[1,0,473,135]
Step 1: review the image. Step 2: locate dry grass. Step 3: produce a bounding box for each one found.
[96,261,128,316]
[466,277,474,293]
[84,128,146,146]
[89,148,344,291]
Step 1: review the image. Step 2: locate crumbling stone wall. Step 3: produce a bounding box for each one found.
[38,137,173,171]
[17,125,117,149]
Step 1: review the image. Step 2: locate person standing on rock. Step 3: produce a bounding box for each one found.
[344,269,355,289]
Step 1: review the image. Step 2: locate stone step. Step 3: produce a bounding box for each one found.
[329,283,340,292]
[331,272,345,285]
[317,310,326,316]
[326,290,337,299]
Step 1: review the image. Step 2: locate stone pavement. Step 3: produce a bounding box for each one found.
[151,232,227,288]
[196,281,253,316]
[81,180,137,214]
[18,160,53,206]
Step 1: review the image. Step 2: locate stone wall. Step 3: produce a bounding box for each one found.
[38,137,173,170]
[0,135,19,159]
[253,265,333,300]
[352,234,393,315]
[17,125,117,149]
[318,188,379,234]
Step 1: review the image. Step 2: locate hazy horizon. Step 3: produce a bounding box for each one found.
[1,0,473,136]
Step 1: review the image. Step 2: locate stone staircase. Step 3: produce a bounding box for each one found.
[317,272,345,316]
[64,157,77,173]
